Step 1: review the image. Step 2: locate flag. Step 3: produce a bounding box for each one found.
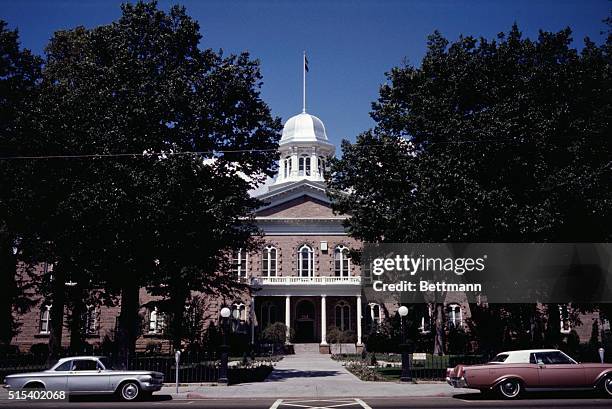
[304,54,309,72]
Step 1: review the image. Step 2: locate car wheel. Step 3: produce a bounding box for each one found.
[497,379,522,399]
[601,375,612,398]
[118,381,140,401]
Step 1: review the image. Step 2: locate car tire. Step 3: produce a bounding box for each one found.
[118,381,141,402]
[601,374,612,398]
[497,379,522,399]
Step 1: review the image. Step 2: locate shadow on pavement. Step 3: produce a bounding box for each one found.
[69,394,173,402]
[454,391,603,401]
[266,369,343,380]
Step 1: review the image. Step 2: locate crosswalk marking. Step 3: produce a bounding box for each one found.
[270,398,370,409]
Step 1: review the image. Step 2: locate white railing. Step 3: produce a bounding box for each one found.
[251,276,361,286]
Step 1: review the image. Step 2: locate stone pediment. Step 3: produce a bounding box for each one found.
[254,180,338,219]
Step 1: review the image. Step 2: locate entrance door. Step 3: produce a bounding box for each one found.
[295,300,315,342]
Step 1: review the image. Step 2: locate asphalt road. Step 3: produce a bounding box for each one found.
[1,393,612,409]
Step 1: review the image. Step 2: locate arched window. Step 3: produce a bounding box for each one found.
[262,245,277,277]
[284,157,291,178]
[232,249,248,278]
[335,301,351,331]
[39,305,52,334]
[83,305,98,335]
[231,303,247,333]
[260,302,279,329]
[298,156,311,176]
[334,245,351,277]
[419,304,432,334]
[318,156,326,177]
[298,244,314,277]
[559,304,571,334]
[148,306,166,334]
[447,303,462,328]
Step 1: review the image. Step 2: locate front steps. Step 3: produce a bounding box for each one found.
[292,343,321,354]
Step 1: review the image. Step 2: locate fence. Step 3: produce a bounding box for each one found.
[0,351,220,383]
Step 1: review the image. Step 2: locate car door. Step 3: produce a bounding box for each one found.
[44,360,71,391]
[534,351,587,388]
[67,359,110,393]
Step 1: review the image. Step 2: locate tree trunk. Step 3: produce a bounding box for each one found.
[116,282,139,369]
[68,292,84,354]
[0,228,17,346]
[433,303,445,356]
[47,263,66,366]
[170,288,188,351]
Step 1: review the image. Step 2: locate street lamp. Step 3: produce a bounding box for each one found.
[398,306,413,383]
[218,307,231,384]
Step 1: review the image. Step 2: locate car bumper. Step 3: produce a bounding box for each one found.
[446,376,468,388]
[141,382,163,392]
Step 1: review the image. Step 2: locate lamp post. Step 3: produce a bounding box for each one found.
[398,305,413,383]
[218,307,231,384]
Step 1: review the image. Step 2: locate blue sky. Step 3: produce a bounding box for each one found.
[1,0,609,147]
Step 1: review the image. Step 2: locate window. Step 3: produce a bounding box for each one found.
[298,156,310,176]
[298,245,314,277]
[335,301,351,331]
[55,360,72,371]
[447,304,462,328]
[72,359,100,371]
[362,262,372,282]
[491,354,509,363]
[368,303,382,329]
[262,246,277,277]
[83,305,97,335]
[334,245,351,277]
[318,157,326,177]
[419,304,433,334]
[39,305,52,334]
[231,303,247,333]
[284,157,291,178]
[532,351,576,365]
[260,302,279,329]
[232,249,248,278]
[559,304,571,334]
[148,307,166,334]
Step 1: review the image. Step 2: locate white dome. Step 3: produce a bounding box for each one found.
[280,112,328,144]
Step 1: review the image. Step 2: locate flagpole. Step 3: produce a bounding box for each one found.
[302,51,306,113]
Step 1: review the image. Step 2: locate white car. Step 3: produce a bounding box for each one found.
[3,356,164,401]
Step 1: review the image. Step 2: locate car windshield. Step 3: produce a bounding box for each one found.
[98,357,115,370]
[490,353,509,362]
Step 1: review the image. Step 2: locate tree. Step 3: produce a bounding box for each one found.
[0,20,42,347]
[329,23,612,354]
[35,1,281,364]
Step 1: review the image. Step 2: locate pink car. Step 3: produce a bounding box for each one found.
[447,349,612,399]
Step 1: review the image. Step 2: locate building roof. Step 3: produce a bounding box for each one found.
[280,112,328,145]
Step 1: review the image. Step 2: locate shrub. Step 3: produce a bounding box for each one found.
[345,361,385,381]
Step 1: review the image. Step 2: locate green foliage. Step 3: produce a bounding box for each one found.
[24,0,281,358]
[261,322,292,344]
[344,361,385,381]
[328,22,612,355]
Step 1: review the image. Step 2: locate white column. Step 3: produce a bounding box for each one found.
[321,295,327,345]
[279,158,285,182]
[285,295,291,343]
[356,295,362,345]
[290,149,299,178]
[250,296,256,344]
[310,148,318,179]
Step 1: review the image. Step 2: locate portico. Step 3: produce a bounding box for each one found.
[252,276,363,353]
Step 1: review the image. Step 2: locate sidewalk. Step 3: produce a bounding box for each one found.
[162,353,474,399]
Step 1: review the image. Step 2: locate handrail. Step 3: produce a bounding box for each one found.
[251,276,361,285]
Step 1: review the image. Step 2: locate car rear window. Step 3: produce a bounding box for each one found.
[491,353,509,362]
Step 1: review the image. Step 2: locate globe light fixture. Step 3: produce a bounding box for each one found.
[220,307,231,318]
[398,305,409,317]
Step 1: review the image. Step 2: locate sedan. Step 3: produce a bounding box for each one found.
[3,356,164,401]
[447,349,612,399]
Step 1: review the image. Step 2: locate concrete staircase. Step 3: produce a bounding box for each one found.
[292,343,320,354]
